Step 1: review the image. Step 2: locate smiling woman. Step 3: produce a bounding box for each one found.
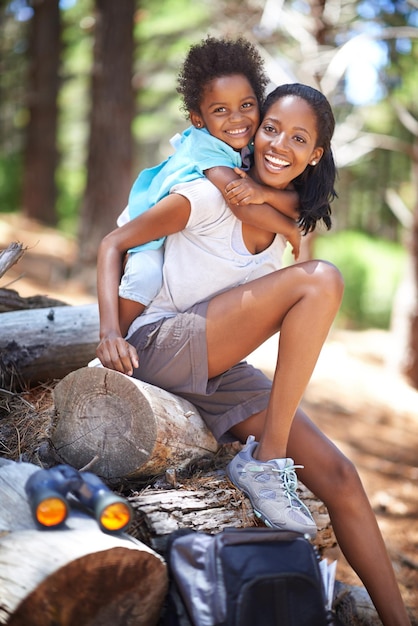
[95,79,411,625]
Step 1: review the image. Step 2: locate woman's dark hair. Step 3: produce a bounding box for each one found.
[177,36,269,116]
[263,83,337,233]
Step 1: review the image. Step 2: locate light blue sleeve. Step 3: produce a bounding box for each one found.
[126,127,243,253]
[186,127,243,173]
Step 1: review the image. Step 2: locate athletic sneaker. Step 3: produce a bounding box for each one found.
[226,435,317,538]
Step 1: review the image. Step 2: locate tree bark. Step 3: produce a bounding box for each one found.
[21,0,60,226]
[51,366,219,480]
[405,154,418,389]
[0,459,168,626]
[0,303,99,390]
[77,0,135,269]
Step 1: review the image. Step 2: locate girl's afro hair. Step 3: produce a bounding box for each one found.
[177,36,269,115]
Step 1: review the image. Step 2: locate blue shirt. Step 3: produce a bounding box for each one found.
[126,126,247,252]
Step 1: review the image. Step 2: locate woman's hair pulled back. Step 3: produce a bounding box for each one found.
[263,83,337,233]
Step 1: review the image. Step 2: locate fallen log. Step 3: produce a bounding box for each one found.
[128,469,335,554]
[0,303,99,389]
[0,459,168,626]
[0,287,68,313]
[51,366,219,480]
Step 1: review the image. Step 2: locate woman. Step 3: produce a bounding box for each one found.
[96,83,411,625]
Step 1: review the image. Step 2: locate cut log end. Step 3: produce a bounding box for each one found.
[52,367,158,479]
[51,367,219,481]
[7,547,167,626]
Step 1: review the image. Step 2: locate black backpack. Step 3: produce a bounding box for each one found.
[162,527,338,626]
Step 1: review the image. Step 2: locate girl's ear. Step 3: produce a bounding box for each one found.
[190,110,204,129]
[310,147,324,166]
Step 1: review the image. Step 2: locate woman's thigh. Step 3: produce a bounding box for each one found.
[206,259,342,377]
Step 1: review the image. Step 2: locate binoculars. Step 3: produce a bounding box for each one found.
[25,464,133,533]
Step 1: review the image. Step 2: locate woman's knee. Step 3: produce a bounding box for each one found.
[310,260,344,305]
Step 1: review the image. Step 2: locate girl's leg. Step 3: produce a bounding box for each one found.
[232,408,411,626]
[119,298,146,338]
[206,259,344,459]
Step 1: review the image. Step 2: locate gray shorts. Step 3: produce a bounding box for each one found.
[128,301,272,443]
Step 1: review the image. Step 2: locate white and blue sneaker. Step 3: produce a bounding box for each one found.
[226,435,317,538]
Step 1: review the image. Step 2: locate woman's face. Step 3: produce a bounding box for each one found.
[190,74,260,152]
[253,95,324,189]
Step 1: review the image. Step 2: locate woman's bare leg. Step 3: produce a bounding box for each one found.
[206,259,344,459]
[231,408,411,626]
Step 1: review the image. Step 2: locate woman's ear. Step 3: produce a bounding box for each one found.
[190,111,204,129]
[310,147,324,166]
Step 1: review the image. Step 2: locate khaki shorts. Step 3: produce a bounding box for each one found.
[128,301,272,443]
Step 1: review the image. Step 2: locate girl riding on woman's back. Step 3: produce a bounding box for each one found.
[116,37,331,336]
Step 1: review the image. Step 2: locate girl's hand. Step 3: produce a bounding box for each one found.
[96,332,139,376]
[225,168,267,205]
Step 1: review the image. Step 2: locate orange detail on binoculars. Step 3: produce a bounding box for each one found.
[36,497,68,527]
[99,501,132,532]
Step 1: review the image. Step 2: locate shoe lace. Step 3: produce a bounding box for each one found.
[273,463,305,506]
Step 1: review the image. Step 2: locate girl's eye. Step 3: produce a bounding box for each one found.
[242,102,254,109]
[214,106,226,113]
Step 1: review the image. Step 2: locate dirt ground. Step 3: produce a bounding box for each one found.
[1,217,418,622]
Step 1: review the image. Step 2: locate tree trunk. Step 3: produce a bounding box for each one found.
[21,0,60,226]
[51,366,219,480]
[405,155,418,389]
[77,0,135,269]
[0,459,168,626]
[0,304,99,390]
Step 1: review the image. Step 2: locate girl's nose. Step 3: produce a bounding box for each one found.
[230,109,244,121]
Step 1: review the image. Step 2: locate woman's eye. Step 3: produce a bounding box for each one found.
[264,124,275,133]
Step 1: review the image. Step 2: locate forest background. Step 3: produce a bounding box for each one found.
[0,0,418,389]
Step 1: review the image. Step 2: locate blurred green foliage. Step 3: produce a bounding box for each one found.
[315,230,407,329]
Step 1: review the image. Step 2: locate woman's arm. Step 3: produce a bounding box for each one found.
[96,193,191,375]
[205,166,301,259]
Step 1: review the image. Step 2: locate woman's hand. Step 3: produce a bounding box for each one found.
[96,332,139,376]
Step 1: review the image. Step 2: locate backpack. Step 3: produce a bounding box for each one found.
[162,527,337,626]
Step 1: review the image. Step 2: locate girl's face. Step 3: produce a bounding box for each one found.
[253,95,324,189]
[190,74,260,151]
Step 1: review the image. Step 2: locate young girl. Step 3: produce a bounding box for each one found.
[117,37,331,336]
[96,82,411,625]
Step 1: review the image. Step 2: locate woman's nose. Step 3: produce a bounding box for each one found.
[272,132,287,148]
